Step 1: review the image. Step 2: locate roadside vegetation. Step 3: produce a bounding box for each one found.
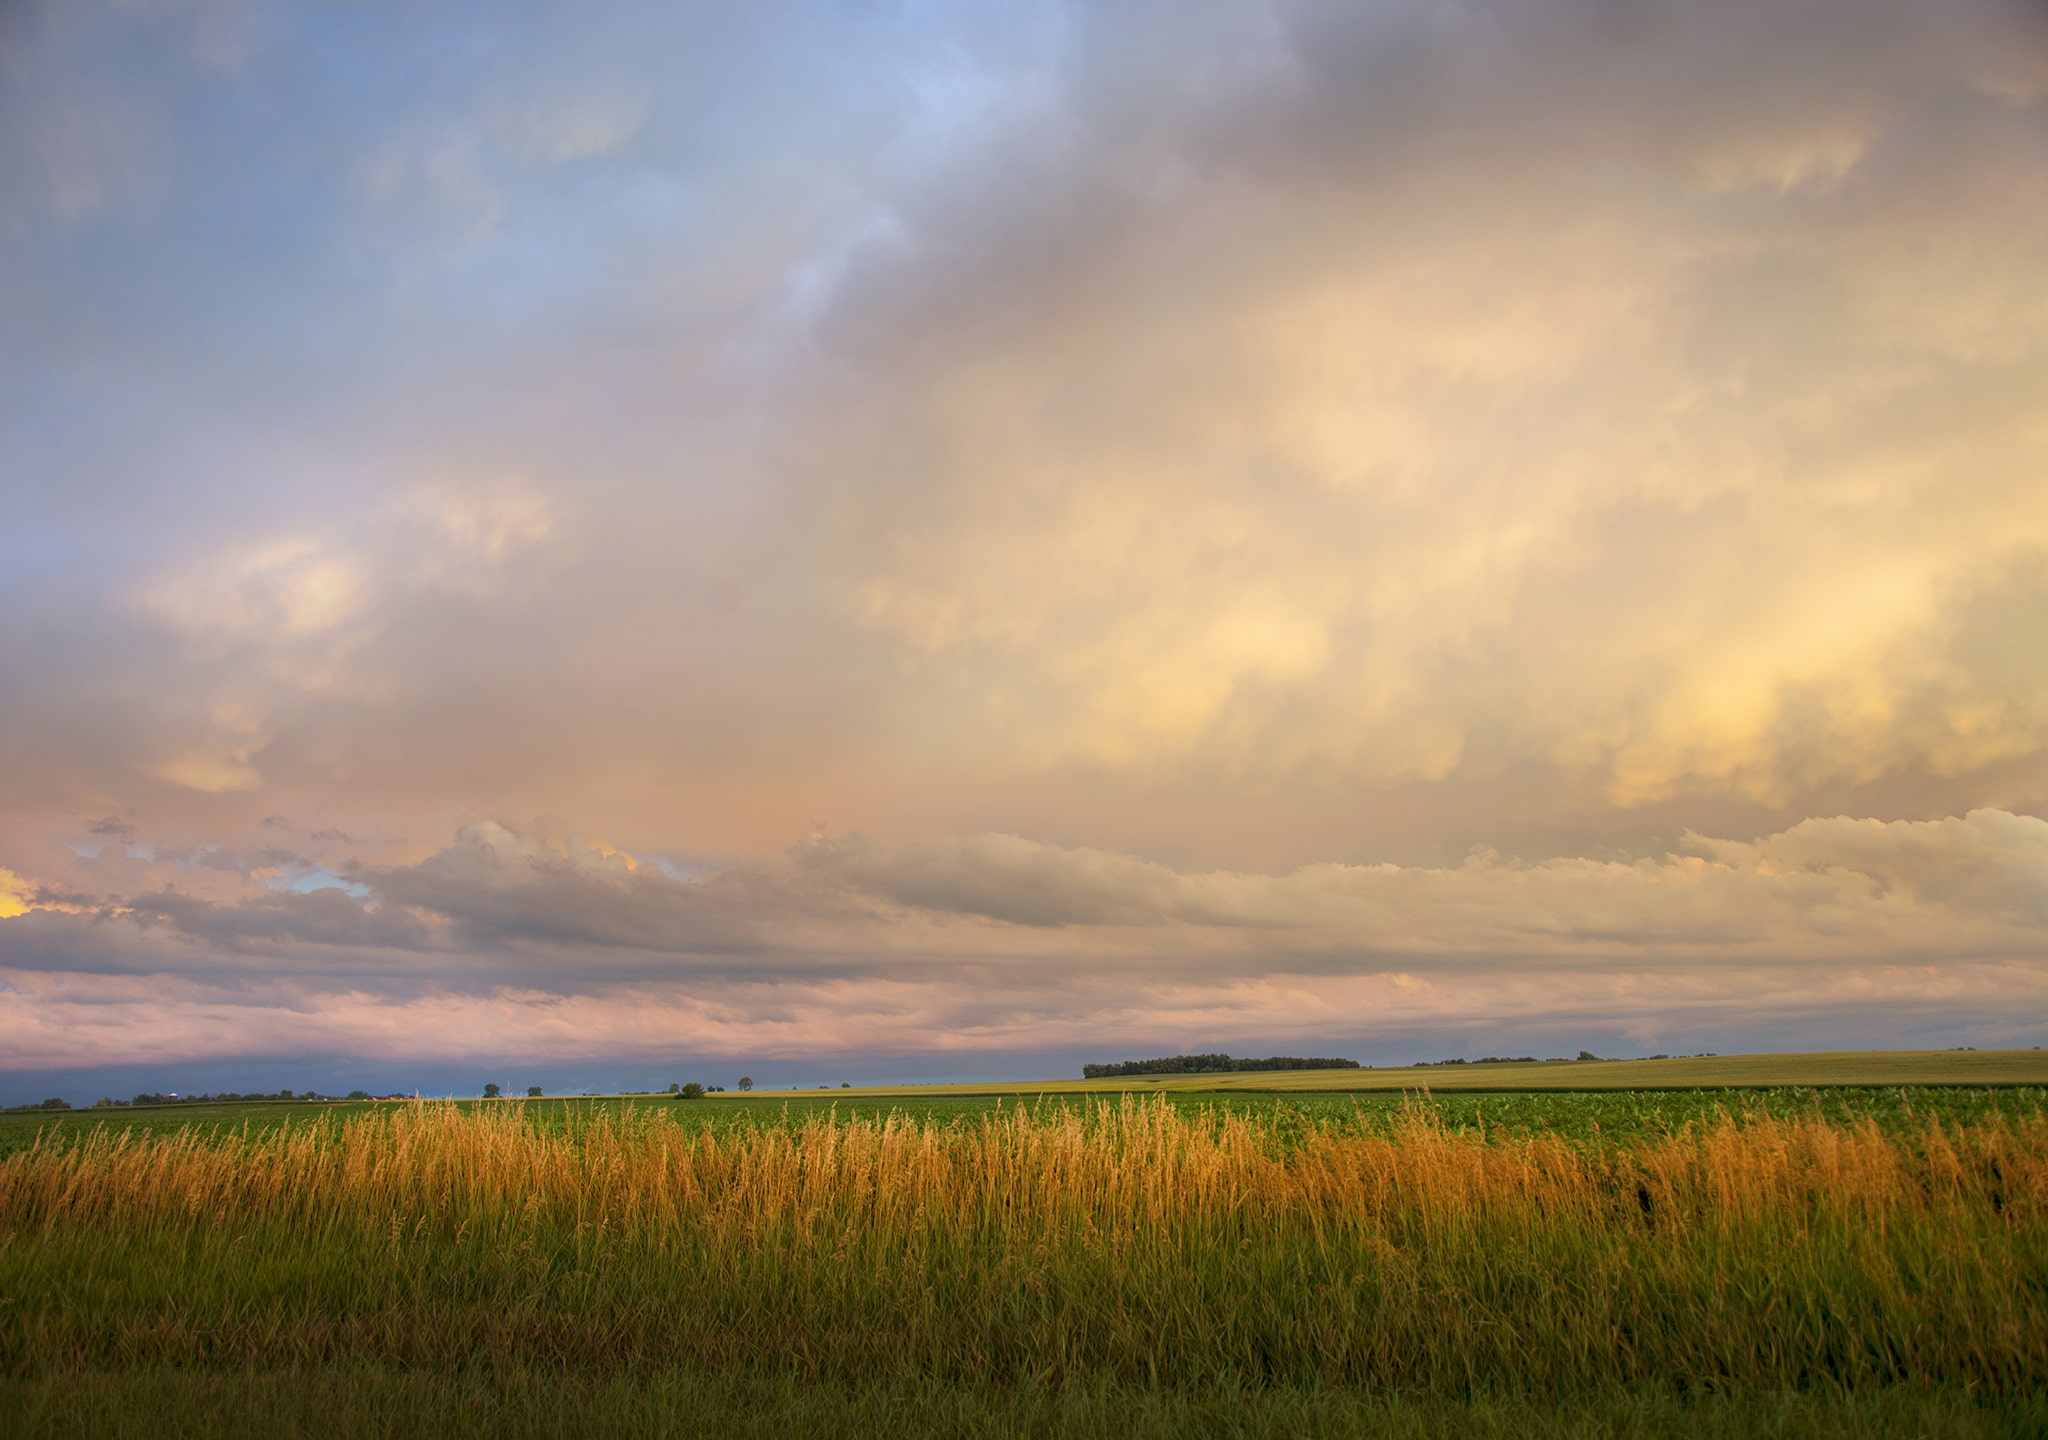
[1,1091,2042,1435]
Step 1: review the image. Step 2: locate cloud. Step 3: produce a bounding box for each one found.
[8,0,2041,861]
[2,1,2046,1073]
[3,811,2045,1069]
[787,0,2048,812]
[125,887,434,953]
[498,83,652,164]
[140,539,367,639]
[824,832,1185,928]
[821,812,2048,963]
[353,811,2048,963]
[363,822,851,959]
[1716,809,2048,928]
[3,946,2041,1075]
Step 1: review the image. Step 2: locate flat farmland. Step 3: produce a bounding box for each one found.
[7,1081,2048,1159]
[2,1057,2045,1436]
[814,1046,2048,1096]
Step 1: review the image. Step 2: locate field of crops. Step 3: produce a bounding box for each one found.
[798,1047,2048,1096]
[2,1087,2043,1436]
[4,1082,2044,1156]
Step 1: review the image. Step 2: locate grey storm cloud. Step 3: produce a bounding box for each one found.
[24,809,2048,968]
[6,809,2048,1069]
[127,887,435,954]
[364,824,876,958]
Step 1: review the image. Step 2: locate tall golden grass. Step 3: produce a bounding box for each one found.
[2,1097,2042,1392]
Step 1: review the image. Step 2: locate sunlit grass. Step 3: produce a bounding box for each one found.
[2,1095,2040,1433]
[5,1083,2041,1157]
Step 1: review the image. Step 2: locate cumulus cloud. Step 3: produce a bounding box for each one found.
[9,954,2041,1074]
[366,822,869,959]
[792,811,2048,962]
[4,811,2045,1068]
[126,888,435,954]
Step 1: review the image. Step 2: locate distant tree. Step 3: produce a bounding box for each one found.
[39,1098,69,1110]
[483,1083,501,1098]
[527,1085,543,1097]
[667,1082,680,1094]
[737,1076,753,1092]
[1576,1051,1602,1062]
[679,1082,705,1099]
[346,1090,370,1101]
[841,1082,851,1088]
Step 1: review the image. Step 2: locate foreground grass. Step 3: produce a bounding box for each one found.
[6,1370,2038,1439]
[2,1097,2041,1432]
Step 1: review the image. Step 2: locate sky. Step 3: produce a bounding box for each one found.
[3,0,2047,1100]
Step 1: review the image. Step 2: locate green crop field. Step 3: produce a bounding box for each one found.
[2,1066,2044,1437]
[6,1081,2047,1157]
[799,1046,2048,1096]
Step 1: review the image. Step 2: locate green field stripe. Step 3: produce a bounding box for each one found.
[719,1047,2048,1098]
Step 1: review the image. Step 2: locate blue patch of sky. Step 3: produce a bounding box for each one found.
[265,866,372,901]
[647,855,726,882]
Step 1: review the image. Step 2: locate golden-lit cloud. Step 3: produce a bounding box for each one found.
[147,750,263,796]
[0,869,30,920]
[140,539,366,640]
[822,124,2048,806]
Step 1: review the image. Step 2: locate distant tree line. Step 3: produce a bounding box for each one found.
[1409,1056,1545,1067]
[131,1089,390,1104]
[4,1089,395,1113]
[1081,1053,1360,1079]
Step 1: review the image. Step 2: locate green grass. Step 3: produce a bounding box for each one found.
[6,1083,2043,1157]
[0,1100,347,1158]
[4,1079,2042,1435]
[800,1047,2048,1095]
[4,1369,2037,1439]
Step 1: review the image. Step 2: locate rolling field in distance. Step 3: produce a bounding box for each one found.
[806,1046,2048,1096]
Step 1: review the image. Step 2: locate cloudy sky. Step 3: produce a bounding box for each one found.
[4,0,2046,1095]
